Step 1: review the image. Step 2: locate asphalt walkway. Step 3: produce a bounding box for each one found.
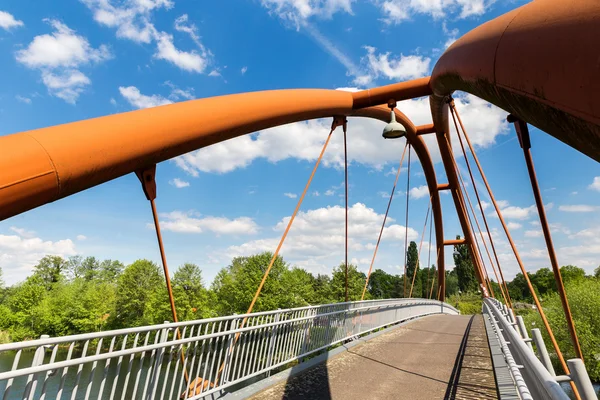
[250,314,498,400]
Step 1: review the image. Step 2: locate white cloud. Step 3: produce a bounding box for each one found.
[559,205,599,213]
[16,19,111,68]
[490,201,537,220]
[378,191,390,198]
[409,185,429,199]
[358,46,430,84]
[119,86,172,109]
[15,95,32,104]
[507,222,522,230]
[324,189,335,196]
[284,192,298,198]
[82,0,173,43]
[260,0,353,25]
[157,211,259,235]
[379,0,492,24]
[170,178,190,188]
[588,177,600,192]
[42,70,91,104]
[10,227,36,239]
[154,31,208,73]
[226,203,418,274]
[82,1,212,73]
[0,234,76,284]
[525,230,542,238]
[165,81,194,100]
[76,234,87,241]
[15,19,111,103]
[241,66,248,75]
[312,190,320,196]
[0,10,24,30]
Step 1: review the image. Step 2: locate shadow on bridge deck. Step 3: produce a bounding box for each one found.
[249,314,498,400]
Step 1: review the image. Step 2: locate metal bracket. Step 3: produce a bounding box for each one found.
[135,165,157,201]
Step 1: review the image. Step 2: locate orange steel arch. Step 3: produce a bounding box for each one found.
[1,78,482,299]
[430,0,600,162]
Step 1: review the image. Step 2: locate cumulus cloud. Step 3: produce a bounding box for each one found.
[284,192,298,198]
[119,86,172,109]
[0,10,24,30]
[76,234,87,241]
[15,95,32,104]
[357,46,430,85]
[507,222,522,230]
[15,19,111,103]
[559,205,599,212]
[409,185,429,199]
[260,0,353,25]
[379,0,492,24]
[225,203,419,274]
[241,66,248,75]
[0,232,76,284]
[157,211,259,235]
[587,177,600,191]
[170,178,190,188]
[82,1,213,73]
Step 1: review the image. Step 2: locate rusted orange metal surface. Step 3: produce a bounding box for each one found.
[430,0,600,162]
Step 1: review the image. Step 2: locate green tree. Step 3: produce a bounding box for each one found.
[33,256,67,290]
[406,241,419,287]
[445,269,459,297]
[211,252,290,315]
[368,269,397,299]
[507,272,531,302]
[113,259,169,327]
[172,263,212,320]
[530,268,554,297]
[312,274,333,304]
[453,236,478,293]
[280,267,318,307]
[98,259,124,282]
[560,265,586,285]
[331,263,367,301]
[594,266,600,279]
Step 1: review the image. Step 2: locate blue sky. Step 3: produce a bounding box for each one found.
[0,0,599,286]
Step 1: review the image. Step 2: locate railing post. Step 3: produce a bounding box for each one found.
[223,316,239,384]
[23,334,49,400]
[148,322,170,400]
[567,359,597,400]
[531,328,556,376]
[265,309,281,376]
[515,316,534,352]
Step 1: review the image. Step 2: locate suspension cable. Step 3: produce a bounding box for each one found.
[425,207,433,298]
[448,104,578,389]
[361,142,409,300]
[211,117,344,389]
[409,199,431,298]
[344,121,349,302]
[511,116,583,361]
[449,101,513,308]
[403,144,411,297]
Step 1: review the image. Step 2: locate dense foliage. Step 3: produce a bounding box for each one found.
[1,243,598,383]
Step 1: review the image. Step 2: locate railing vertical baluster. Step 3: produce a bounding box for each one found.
[39,341,58,400]
[250,316,266,375]
[97,337,116,400]
[265,310,281,375]
[159,327,177,400]
[84,337,103,400]
[130,332,150,400]
[70,339,90,400]
[149,323,170,400]
[24,335,49,400]
[109,335,128,400]
[242,318,259,378]
[223,316,239,384]
[202,321,222,396]
[140,331,161,399]
[56,343,74,400]
[181,324,202,400]
[172,325,191,400]
[3,349,21,400]
[531,328,556,376]
[210,320,230,390]
[196,322,217,397]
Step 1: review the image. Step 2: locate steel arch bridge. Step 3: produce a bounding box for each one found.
[0,0,599,399]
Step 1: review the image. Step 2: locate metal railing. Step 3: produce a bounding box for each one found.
[483,298,597,400]
[0,298,458,400]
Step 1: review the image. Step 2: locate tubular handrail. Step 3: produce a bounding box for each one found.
[0,298,457,400]
[484,298,569,400]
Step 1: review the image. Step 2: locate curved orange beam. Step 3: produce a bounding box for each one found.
[0,80,432,222]
[430,0,600,161]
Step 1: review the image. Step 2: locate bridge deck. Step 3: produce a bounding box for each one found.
[250,314,498,400]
